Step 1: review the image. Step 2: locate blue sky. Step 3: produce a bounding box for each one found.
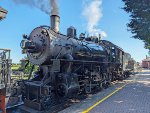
[0,0,148,63]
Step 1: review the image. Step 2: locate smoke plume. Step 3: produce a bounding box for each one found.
[82,0,107,38]
[50,0,59,15]
[12,0,59,15]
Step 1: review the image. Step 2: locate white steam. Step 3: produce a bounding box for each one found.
[83,0,107,38]
[12,0,59,15]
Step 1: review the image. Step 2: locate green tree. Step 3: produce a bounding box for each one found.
[122,0,150,49]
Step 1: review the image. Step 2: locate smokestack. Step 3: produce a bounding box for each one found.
[51,15,60,32]
[50,0,60,32]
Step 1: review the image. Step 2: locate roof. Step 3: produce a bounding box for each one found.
[0,7,7,13]
[0,7,8,20]
[142,57,150,62]
[101,40,124,51]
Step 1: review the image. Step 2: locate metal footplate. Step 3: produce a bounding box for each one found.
[24,99,42,111]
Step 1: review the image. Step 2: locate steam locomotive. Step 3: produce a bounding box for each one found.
[18,14,134,111]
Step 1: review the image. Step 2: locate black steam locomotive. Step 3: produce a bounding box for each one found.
[18,14,132,111]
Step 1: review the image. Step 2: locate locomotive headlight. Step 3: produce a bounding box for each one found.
[20,40,39,54]
[20,40,26,49]
[20,40,35,50]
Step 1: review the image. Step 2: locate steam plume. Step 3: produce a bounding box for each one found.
[12,0,59,15]
[83,0,107,38]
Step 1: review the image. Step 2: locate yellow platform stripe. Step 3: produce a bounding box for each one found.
[82,84,127,113]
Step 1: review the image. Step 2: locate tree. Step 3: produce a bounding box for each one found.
[122,0,150,49]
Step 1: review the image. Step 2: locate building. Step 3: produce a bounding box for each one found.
[0,7,8,20]
[142,57,150,68]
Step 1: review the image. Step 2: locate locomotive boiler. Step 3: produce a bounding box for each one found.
[21,19,107,65]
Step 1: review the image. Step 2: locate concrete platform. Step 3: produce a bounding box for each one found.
[59,69,150,113]
[59,81,127,113]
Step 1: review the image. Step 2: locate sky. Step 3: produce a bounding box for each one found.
[0,0,149,63]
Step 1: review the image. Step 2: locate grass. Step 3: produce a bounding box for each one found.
[11,64,20,70]
[11,75,28,80]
